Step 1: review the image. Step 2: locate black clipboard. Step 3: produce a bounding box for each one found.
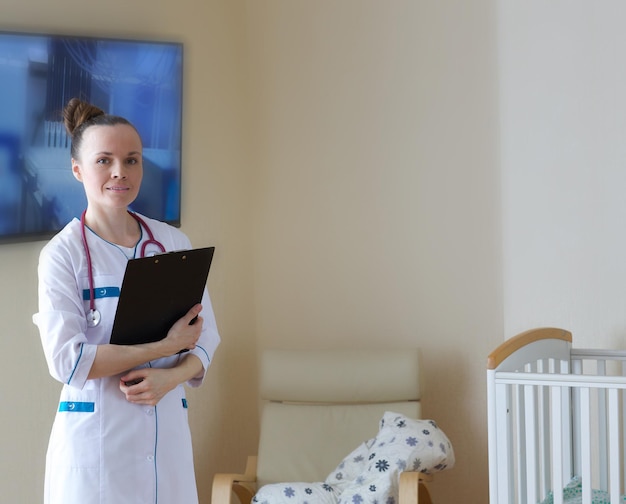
[109,247,215,346]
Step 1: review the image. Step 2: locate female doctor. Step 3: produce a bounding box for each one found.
[33,98,220,504]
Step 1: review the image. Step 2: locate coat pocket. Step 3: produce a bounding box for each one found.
[50,392,100,470]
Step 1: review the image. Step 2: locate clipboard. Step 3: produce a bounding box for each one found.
[109,247,215,346]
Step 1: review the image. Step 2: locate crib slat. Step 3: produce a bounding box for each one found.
[572,359,583,479]
[560,359,573,484]
[516,384,527,503]
[622,362,626,492]
[551,385,564,504]
[524,384,539,503]
[538,359,551,498]
[493,381,513,503]
[598,360,608,491]
[580,388,592,504]
[607,388,620,504]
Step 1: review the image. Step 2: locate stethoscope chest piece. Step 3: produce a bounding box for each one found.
[86,309,101,328]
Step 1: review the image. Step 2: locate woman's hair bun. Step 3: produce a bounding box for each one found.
[63,98,105,136]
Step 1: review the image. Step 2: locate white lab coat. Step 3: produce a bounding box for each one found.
[33,214,220,504]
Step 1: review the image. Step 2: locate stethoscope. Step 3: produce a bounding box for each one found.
[81,210,166,327]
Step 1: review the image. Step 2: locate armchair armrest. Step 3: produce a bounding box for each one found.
[399,472,434,504]
[212,456,258,504]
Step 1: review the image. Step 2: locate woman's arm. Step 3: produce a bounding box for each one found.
[87,304,203,380]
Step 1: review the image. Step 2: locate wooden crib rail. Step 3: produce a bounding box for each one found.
[487,327,572,370]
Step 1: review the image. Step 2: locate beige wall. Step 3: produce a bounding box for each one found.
[0,1,501,503]
[499,2,626,349]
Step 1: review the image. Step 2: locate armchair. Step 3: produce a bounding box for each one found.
[212,349,439,504]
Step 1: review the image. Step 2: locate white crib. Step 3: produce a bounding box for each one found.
[487,328,626,504]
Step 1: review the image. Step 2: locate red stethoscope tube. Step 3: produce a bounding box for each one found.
[80,210,166,327]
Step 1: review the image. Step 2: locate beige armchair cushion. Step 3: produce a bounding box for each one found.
[260,349,421,403]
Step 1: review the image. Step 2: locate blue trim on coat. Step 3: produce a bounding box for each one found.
[182,398,188,409]
[67,343,84,385]
[82,286,120,301]
[154,405,159,503]
[59,401,95,413]
[195,344,210,364]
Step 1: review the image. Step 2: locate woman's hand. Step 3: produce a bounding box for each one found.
[119,368,175,406]
[119,353,205,406]
[159,304,204,356]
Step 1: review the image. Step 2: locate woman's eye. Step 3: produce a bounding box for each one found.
[126,158,139,165]
[96,158,109,165]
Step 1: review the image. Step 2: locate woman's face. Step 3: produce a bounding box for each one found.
[72,124,143,213]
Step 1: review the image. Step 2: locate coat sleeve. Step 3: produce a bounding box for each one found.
[32,242,97,389]
[185,287,220,387]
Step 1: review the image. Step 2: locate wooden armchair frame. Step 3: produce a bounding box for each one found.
[211,456,434,504]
